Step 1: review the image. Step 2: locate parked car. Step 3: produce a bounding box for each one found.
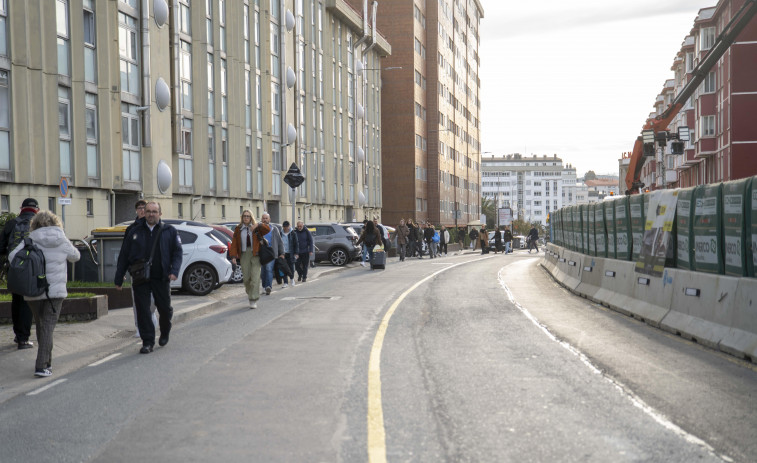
[161,220,242,285]
[306,223,361,266]
[115,220,233,295]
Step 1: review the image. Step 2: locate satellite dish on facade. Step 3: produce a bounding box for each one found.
[287,123,297,145]
[286,67,296,89]
[357,147,365,163]
[358,191,367,206]
[157,160,172,194]
[357,103,364,119]
[154,0,169,27]
[155,78,170,111]
[285,10,296,32]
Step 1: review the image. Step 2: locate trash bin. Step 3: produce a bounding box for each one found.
[68,240,99,282]
[91,226,128,283]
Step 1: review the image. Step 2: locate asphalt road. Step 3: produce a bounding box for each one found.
[1,252,755,462]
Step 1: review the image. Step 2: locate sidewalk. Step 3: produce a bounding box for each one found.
[0,261,354,402]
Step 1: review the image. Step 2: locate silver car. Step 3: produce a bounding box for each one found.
[306,223,362,266]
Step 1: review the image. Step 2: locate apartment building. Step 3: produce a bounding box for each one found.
[0,0,389,239]
[375,0,484,228]
[481,154,564,226]
[636,0,757,190]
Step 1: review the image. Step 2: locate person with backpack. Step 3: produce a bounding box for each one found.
[528,226,540,253]
[0,198,39,349]
[294,220,314,282]
[114,201,182,354]
[356,221,381,269]
[469,228,478,251]
[8,210,80,377]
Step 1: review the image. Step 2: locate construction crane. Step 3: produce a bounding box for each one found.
[625,0,757,194]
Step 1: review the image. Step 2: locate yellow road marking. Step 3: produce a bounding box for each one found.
[367,256,495,462]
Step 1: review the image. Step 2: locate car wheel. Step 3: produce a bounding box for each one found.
[230,263,244,283]
[183,263,217,296]
[329,248,348,266]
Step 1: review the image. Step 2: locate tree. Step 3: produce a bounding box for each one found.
[481,197,496,228]
[584,170,597,181]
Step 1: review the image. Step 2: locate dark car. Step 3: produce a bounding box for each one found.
[306,223,361,266]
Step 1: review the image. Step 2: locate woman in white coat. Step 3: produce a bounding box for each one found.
[9,210,80,377]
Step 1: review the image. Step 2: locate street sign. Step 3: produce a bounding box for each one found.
[59,177,68,197]
[283,163,305,189]
[58,198,72,205]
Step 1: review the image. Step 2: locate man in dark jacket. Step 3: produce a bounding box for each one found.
[294,221,314,282]
[423,222,436,258]
[124,199,157,338]
[504,226,514,253]
[280,220,298,287]
[528,226,540,253]
[0,198,39,349]
[115,201,182,354]
[407,220,418,257]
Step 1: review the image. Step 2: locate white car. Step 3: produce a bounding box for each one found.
[114,221,233,296]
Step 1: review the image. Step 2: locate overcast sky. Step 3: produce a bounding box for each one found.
[479,0,717,177]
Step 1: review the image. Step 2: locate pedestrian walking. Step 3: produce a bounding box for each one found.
[294,221,314,282]
[469,228,478,251]
[424,222,436,258]
[528,226,540,253]
[504,226,514,253]
[457,227,465,254]
[407,219,418,257]
[479,226,488,255]
[229,210,269,309]
[396,219,409,262]
[9,211,79,377]
[439,226,449,256]
[114,201,182,354]
[0,198,38,349]
[356,221,381,269]
[493,226,503,253]
[280,221,298,287]
[124,200,158,338]
[259,213,284,295]
[359,219,370,267]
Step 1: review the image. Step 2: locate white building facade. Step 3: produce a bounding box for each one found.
[481,154,564,225]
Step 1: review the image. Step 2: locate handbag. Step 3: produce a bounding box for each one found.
[129,225,163,286]
[256,230,275,265]
[275,255,293,278]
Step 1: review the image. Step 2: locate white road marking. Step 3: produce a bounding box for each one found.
[497,266,730,462]
[88,353,121,367]
[27,379,67,396]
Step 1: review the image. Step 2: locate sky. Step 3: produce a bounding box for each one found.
[479,0,718,178]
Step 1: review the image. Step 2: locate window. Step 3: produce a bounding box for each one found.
[58,87,72,177]
[256,136,263,194]
[83,0,96,83]
[179,0,191,35]
[85,93,98,178]
[180,41,192,111]
[703,71,716,93]
[179,118,193,186]
[48,197,56,214]
[702,115,715,136]
[0,194,8,212]
[0,70,9,171]
[121,104,141,181]
[206,0,213,46]
[57,0,70,76]
[243,4,250,64]
[272,141,281,195]
[246,135,252,193]
[222,128,228,191]
[178,202,184,218]
[219,0,226,52]
[86,198,93,216]
[119,12,139,95]
[208,125,215,189]
[0,0,7,56]
[220,58,227,121]
[700,27,715,51]
[207,53,214,119]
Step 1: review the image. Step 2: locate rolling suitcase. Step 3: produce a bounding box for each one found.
[372,251,386,270]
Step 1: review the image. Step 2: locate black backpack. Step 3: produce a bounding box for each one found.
[7,237,52,307]
[7,216,31,252]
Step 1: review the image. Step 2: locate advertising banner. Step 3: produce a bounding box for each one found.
[636,190,679,277]
[498,208,512,226]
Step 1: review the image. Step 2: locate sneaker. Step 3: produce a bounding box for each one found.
[361,261,367,267]
[291,280,296,287]
[283,283,289,288]
[34,368,52,377]
[265,286,272,295]
[18,341,33,350]
[249,300,257,309]
[298,276,302,282]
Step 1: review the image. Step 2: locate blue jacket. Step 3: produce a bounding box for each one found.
[114,220,183,285]
[295,227,314,254]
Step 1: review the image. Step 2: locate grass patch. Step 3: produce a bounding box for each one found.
[0,292,96,302]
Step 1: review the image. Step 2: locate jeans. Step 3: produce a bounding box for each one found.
[261,259,275,289]
[429,241,437,258]
[398,243,406,261]
[133,279,173,347]
[505,241,512,253]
